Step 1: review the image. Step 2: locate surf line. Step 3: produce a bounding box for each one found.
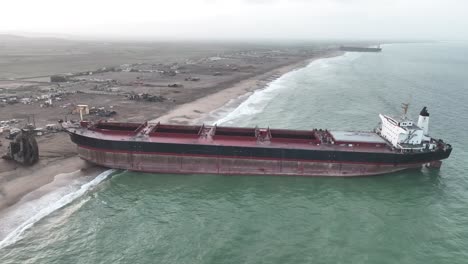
[0,169,116,249]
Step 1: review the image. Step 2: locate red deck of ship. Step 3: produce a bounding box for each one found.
[70,121,395,154]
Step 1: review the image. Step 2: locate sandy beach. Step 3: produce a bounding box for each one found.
[0,37,342,241]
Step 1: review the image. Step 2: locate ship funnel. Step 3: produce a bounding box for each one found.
[417,107,430,136]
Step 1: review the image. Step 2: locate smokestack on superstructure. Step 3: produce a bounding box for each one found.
[417,107,430,136]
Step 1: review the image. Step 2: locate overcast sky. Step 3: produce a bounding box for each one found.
[1,0,467,41]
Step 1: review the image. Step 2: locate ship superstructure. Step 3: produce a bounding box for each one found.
[378,105,434,148]
[64,106,452,177]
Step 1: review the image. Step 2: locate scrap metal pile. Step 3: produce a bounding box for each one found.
[126,92,166,103]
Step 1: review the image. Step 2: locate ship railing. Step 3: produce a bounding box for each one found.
[135,122,148,134]
[198,124,205,135]
[255,127,271,143]
[198,124,215,139]
[313,129,334,144]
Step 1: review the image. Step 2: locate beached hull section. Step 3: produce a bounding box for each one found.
[77,146,425,177]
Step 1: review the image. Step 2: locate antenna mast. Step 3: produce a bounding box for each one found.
[401,102,410,119]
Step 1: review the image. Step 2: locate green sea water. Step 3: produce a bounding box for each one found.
[1,42,467,263]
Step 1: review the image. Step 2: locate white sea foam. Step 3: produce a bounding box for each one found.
[0,169,115,249]
[215,85,279,126]
[215,56,341,125]
[198,91,254,125]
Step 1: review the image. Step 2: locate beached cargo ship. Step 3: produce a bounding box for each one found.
[64,106,451,177]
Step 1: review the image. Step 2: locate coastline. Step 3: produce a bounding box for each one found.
[152,50,344,125]
[0,49,344,243]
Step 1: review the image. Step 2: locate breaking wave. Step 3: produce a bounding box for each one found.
[0,169,115,249]
[215,55,346,126]
[200,91,254,125]
[215,79,286,126]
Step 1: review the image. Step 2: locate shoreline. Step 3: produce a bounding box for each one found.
[0,49,344,243]
[152,50,344,125]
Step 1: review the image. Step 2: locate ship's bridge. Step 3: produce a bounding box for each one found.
[378,114,430,150]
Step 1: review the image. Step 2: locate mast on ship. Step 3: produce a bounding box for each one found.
[401,102,410,119]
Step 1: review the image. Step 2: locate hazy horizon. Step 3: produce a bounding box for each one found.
[1,0,468,42]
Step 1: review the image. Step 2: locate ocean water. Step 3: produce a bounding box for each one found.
[1,42,468,263]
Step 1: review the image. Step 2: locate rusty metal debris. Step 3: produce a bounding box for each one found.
[126,92,166,102]
[89,107,117,117]
[2,130,39,166]
[184,76,200,81]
